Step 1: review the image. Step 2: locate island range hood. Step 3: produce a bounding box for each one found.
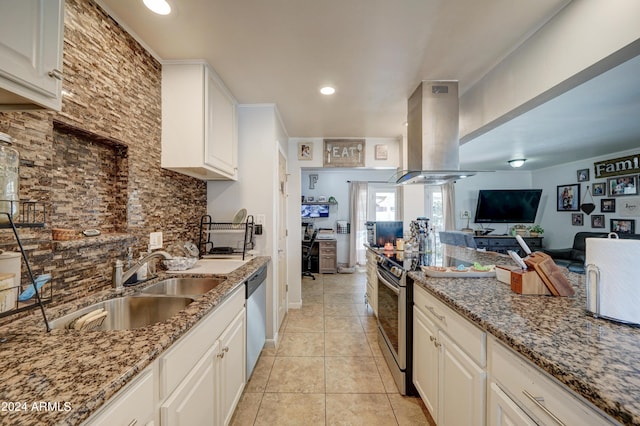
[394,80,477,185]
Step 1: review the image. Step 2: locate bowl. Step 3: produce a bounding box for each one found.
[163,257,198,271]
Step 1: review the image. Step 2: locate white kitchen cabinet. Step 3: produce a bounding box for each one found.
[160,284,245,426]
[365,249,378,315]
[83,367,155,426]
[488,337,617,426]
[488,382,537,426]
[413,284,486,425]
[162,61,238,180]
[0,0,64,110]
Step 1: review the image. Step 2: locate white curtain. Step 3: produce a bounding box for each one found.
[442,181,456,230]
[349,181,368,267]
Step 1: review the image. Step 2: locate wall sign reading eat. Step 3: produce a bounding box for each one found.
[323,139,365,167]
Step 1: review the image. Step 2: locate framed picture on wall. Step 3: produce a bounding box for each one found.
[610,218,635,234]
[557,184,580,211]
[592,182,606,196]
[607,175,638,196]
[577,168,590,182]
[601,198,616,213]
[572,213,584,226]
[591,214,605,228]
[298,142,313,160]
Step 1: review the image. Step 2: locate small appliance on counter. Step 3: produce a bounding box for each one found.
[366,221,403,248]
[586,233,640,325]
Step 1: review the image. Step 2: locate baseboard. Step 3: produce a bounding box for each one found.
[288,300,302,309]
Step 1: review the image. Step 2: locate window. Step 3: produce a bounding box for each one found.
[368,184,398,221]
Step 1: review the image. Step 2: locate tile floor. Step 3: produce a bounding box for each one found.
[230,269,434,425]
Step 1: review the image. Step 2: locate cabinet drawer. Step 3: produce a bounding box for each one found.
[489,338,615,425]
[320,247,336,254]
[414,285,486,367]
[489,239,516,247]
[159,285,244,399]
[474,238,490,248]
[524,238,542,249]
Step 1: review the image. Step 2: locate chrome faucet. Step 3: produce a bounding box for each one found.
[113,250,173,291]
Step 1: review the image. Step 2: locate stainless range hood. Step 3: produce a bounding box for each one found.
[394,81,477,185]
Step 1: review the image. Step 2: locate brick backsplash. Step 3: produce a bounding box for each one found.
[0,0,207,322]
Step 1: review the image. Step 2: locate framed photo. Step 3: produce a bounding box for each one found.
[317,195,327,202]
[607,175,638,196]
[557,184,580,211]
[572,213,584,226]
[591,214,605,228]
[305,196,314,202]
[577,168,590,182]
[592,182,606,196]
[298,142,313,160]
[375,144,388,160]
[610,218,635,234]
[601,198,615,212]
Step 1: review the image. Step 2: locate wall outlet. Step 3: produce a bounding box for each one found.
[460,210,471,219]
[256,214,266,225]
[149,231,163,250]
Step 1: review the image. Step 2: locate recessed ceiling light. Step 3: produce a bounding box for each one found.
[320,86,335,95]
[143,0,171,15]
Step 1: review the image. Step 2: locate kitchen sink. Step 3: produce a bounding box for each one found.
[50,295,195,331]
[140,277,226,297]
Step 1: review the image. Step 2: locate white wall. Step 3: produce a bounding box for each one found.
[460,0,640,141]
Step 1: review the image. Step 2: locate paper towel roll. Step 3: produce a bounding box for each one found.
[585,236,640,325]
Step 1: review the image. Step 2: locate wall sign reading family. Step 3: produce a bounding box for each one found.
[323,139,365,167]
[594,153,640,178]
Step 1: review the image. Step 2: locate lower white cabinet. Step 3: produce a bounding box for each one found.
[413,284,486,425]
[365,250,378,315]
[84,367,155,426]
[218,310,246,426]
[488,337,616,426]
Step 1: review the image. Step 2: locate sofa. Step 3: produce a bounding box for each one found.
[542,231,640,273]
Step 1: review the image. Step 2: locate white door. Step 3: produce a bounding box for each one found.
[277,150,288,330]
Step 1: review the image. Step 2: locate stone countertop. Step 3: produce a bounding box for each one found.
[0,256,270,426]
[408,245,638,425]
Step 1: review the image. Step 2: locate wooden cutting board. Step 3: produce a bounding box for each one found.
[524,252,575,297]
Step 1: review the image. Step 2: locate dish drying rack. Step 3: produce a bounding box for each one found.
[0,201,51,331]
[198,214,255,260]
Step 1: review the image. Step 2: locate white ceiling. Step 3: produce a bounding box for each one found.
[97,0,640,171]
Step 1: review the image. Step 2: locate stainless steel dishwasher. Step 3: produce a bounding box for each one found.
[245,265,267,378]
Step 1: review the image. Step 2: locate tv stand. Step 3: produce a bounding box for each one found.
[474,235,542,256]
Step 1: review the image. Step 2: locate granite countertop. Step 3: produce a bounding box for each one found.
[0,256,270,426]
[408,245,638,425]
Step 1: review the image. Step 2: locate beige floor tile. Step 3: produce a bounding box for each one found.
[266,357,325,393]
[374,355,399,394]
[324,315,364,333]
[354,302,374,316]
[367,333,385,358]
[359,315,378,333]
[230,392,263,426]
[301,282,324,296]
[326,393,397,426]
[325,356,385,393]
[298,303,324,316]
[245,355,275,393]
[324,303,359,317]
[325,332,372,357]
[388,394,435,426]
[255,393,325,426]
[302,293,324,304]
[285,312,324,332]
[260,345,277,357]
[277,332,324,357]
[324,292,360,305]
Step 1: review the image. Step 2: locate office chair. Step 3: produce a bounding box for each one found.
[301,229,319,280]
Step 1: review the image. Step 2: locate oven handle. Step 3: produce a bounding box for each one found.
[376,270,400,295]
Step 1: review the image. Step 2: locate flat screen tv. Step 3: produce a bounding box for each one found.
[301,204,329,218]
[473,189,542,224]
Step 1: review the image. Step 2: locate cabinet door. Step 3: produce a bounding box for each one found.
[161,345,217,426]
[413,306,439,420]
[439,332,486,426]
[488,382,536,426]
[218,309,246,426]
[0,0,63,109]
[205,68,237,178]
[366,251,378,314]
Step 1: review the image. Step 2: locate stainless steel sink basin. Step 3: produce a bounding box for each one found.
[50,295,195,331]
[140,277,226,297]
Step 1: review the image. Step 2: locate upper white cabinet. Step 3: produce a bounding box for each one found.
[162,62,238,180]
[0,0,64,111]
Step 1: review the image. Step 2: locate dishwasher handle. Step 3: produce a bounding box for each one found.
[246,265,268,299]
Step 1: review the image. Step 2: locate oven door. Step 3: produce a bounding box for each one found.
[376,268,406,369]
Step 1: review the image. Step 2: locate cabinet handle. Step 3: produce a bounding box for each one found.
[127,420,138,426]
[48,69,64,81]
[217,351,225,359]
[425,305,445,322]
[223,346,229,353]
[522,390,565,426]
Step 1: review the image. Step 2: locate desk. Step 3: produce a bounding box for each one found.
[302,239,337,274]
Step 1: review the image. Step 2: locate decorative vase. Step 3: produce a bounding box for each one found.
[530,232,539,237]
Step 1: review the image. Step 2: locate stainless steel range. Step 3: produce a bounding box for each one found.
[376,253,417,396]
